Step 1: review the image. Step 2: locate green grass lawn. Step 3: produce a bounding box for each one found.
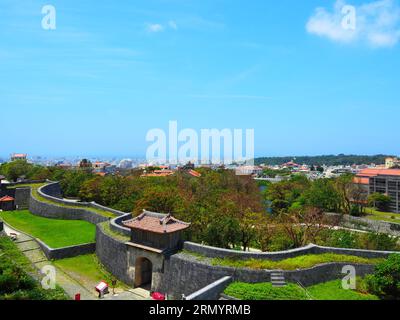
[307,279,378,300]
[364,207,400,224]
[53,254,127,292]
[211,253,383,270]
[6,183,46,189]
[0,210,95,248]
[224,280,378,300]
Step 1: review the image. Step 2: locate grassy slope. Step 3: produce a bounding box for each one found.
[307,280,378,300]
[364,207,400,224]
[224,280,378,300]
[53,254,127,291]
[211,253,383,270]
[0,236,68,300]
[0,210,95,248]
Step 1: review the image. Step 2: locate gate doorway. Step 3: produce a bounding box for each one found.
[134,257,153,289]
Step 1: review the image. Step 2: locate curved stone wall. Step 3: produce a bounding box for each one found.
[38,182,125,217]
[110,212,132,236]
[29,190,110,225]
[160,253,377,299]
[326,212,400,236]
[183,242,396,261]
[95,224,133,286]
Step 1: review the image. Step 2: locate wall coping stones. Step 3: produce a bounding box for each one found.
[110,212,132,236]
[36,239,96,260]
[183,242,397,260]
[185,276,233,300]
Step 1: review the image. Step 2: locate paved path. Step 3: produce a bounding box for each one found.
[4,224,95,300]
[3,224,147,300]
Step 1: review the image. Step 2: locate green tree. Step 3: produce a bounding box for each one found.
[367,254,400,300]
[302,179,341,212]
[368,193,391,212]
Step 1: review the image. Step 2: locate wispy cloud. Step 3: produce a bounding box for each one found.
[306,0,400,48]
[146,23,164,33]
[146,20,179,33]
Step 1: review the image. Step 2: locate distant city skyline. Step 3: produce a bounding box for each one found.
[1,0,399,157]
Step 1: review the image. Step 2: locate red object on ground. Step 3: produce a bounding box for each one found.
[75,293,81,301]
[151,292,166,300]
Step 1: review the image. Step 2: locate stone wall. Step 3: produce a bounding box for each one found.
[36,239,96,260]
[110,212,132,236]
[95,224,133,286]
[40,182,63,199]
[38,182,125,217]
[183,242,395,261]
[160,253,378,299]
[29,191,109,225]
[185,276,233,300]
[183,242,317,260]
[14,188,31,209]
[326,212,400,236]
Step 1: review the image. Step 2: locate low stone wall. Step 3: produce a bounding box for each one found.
[38,182,125,217]
[110,213,132,236]
[326,212,400,236]
[36,239,96,260]
[29,190,109,225]
[95,224,133,286]
[183,242,396,261]
[40,182,63,199]
[161,253,378,298]
[183,242,318,260]
[186,276,233,300]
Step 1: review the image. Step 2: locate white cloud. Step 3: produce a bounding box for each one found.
[147,23,164,33]
[306,0,400,48]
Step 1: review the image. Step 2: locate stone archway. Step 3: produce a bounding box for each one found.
[134,257,153,288]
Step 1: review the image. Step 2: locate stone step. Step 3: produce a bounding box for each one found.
[271,272,287,287]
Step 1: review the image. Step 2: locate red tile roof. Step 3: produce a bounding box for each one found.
[188,170,202,177]
[0,196,15,202]
[353,177,370,185]
[356,168,400,178]
[123,211,190,234]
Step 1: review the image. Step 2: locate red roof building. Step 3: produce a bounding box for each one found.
[0,196,15,202]
[0,195,15,211]
[355,168,400,213]
[123,210,190,251]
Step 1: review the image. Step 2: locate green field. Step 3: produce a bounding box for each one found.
[211,253,383,270]
[0,210,95,248]
[364,207,400,224]
[224,280,378,300]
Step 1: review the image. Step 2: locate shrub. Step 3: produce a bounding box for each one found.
[360,233,399,251]
[323,230,359,249]
[366,254,400,300]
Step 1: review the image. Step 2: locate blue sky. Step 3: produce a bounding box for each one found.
[0,0,399,158]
